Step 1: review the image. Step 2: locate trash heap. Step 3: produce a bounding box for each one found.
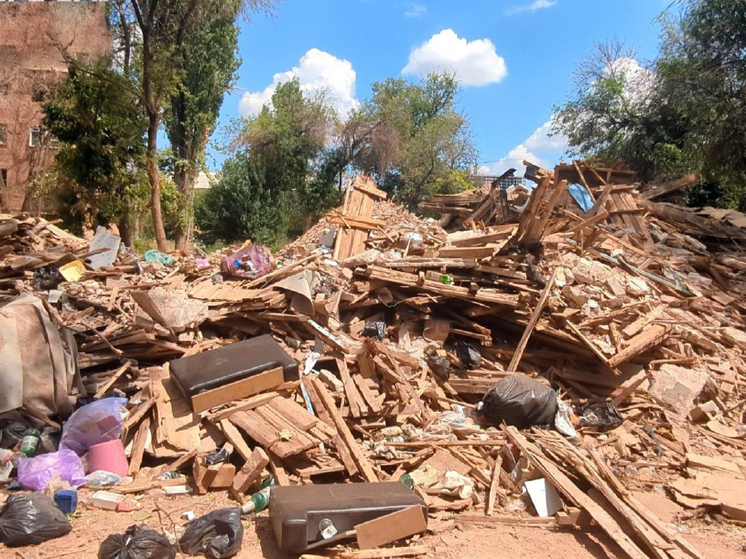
[2,164,746,558]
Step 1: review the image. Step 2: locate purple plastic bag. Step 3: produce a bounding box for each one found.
[60,397,128,455]
[17,449,87,491]
[220,245,272,279]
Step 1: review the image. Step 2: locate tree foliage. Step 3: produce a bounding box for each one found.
[196,79,342,246]
[163,1,242,250]
[344,73,477,209]
[108,0,274,250]
[42,62,148,242]
[554,1,746,208]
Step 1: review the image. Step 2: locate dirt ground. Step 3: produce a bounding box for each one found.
[0,488,744,559]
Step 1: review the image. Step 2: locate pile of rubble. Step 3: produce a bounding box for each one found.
[1,164,746,558]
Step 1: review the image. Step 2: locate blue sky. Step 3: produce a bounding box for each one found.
[208,0,671,174]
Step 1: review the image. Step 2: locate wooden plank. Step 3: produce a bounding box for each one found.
[310,376,379,482]
[128,416,151,477]
[148,448,199,480]
[94,361,132,398]
[486,453,503,516]
[190,366,284,414]
[607,324,671,368]
[303,378,359,477]
[363,266,518,307]
[231,410,281,448]
[355,506,427,550]
[208,463,236,490]
[122,398,155,431]
[505,427,650,559]
[622,305,666,339]
[268,451,290,486]
[436,246,497,259]
[353,375,383,414]
[220,419,254,461]
[508,268,557,372]
[255,406,318,458]
[338,357,368,418]
[206,392,279,423]
[267,396,319,431]
[231,447,269,494]
[591,451,703,559]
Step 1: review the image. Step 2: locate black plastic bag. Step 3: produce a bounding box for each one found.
[0,420,29,449]
[577,402,623,429]
[178,508,243,559]
[0,493,72,546]
[454,341,482,370]
[426,355,451,381]
[478,375,558,429]
[362,321,386,341]
[38,425,61,455]
[99,524,176,559]
[33,264,63,291]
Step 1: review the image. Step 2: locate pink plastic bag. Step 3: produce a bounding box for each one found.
[59,397,128,455]
[17,449,87,491]
[220,245,272,279]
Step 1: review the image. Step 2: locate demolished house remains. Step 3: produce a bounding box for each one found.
[1,164,745,558]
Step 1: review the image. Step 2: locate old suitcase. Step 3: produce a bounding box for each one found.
[268,482,427,553]
[169,335,298,411]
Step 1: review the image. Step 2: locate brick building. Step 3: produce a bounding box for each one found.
[0,1,110,213]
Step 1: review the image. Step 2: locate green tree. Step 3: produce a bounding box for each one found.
[553,41,692,182]
[164,3,242,251]
[555,1,746,207]
[656,0,746,205]
[42,62,148,245]
[197,79,342,245]
[108,0,274,251]
[345,73,477,209]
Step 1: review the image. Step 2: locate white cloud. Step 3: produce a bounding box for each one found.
[238,49,358,118]
[607,57,655,105]
[402,29,507,87]
[405,3,427,17]
[483,117,568,175]
[525,119,567,153]
[505,1,557,15]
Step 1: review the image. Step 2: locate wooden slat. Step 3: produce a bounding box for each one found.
[232,447,269,495]
[303,378,359,478]
[128,416,151,477]
[607,324,671,368]
[355,506,427,550]
[505,427,650,559]
[220,418,253,461]
[338,357,368,418]
[310,376,378,482]
[231,409,280,448]
[190,366,284,414]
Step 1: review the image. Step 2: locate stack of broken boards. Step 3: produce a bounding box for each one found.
[3,165,746,559]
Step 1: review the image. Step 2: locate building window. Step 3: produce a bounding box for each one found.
[29,127,41,148]
[0,170,7,190]
[0,124,6,147]
[29,128,60,150]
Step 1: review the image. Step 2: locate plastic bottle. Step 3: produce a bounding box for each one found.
[240,486,271,515]
[19,429,40,457]
[439,274,454,285]
[399,473,414,490]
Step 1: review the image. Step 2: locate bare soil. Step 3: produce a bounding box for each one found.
[1,489,744,559]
